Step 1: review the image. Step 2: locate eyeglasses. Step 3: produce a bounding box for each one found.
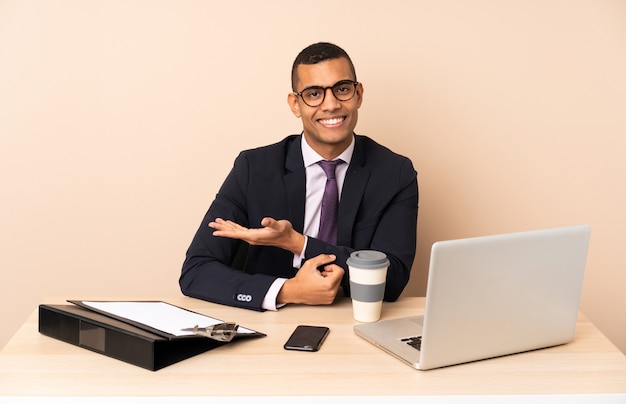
[293,80,359,107]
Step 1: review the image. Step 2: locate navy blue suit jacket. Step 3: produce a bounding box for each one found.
[179,134,418,310]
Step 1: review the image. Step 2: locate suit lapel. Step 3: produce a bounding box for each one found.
[283,136,306,233]
[338,136,370,244]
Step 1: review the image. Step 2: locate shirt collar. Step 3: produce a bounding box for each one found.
[301,133,355,168]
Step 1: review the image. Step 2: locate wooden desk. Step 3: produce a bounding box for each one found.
[1,297,625,399]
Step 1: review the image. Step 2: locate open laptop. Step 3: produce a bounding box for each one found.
[354,224,591,370]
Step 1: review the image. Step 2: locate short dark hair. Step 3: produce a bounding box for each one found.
[291,42,357,91]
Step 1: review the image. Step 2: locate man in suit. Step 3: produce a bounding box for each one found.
[180,42,418,311]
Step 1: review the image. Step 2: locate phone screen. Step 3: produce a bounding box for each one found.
[283,325,330,352]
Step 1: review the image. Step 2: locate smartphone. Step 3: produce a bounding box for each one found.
[283,325,330,352]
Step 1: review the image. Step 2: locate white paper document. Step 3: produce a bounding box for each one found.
[80,301,256,337]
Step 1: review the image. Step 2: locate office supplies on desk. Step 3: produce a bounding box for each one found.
[38,300,265,370]
[354,224,590,370]
[68,300,259,338]
[180,323,240,342]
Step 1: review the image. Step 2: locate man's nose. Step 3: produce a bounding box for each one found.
[320,88,341,110]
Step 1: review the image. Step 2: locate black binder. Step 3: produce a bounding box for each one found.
[38,302,265,371]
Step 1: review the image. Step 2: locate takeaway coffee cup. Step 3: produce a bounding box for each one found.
[347,250,389,322]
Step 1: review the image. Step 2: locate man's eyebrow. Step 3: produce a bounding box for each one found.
[301,79,354,91]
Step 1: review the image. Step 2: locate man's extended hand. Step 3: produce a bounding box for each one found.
[209,217,305,255]
[276,254,345,305]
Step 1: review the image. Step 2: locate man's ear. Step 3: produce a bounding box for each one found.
[355,82,364,108]
[287,93,301,118]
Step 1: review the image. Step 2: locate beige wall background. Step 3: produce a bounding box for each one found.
[1,0,625,353]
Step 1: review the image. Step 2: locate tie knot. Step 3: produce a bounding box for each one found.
[318,159,343,180]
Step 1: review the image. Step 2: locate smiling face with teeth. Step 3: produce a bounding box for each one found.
[288,57,363,160]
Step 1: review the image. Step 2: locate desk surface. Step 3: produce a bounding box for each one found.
[1,297,625,397]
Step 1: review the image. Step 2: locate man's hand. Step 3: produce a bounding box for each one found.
[209,217,305,255]
[277,254,345,305]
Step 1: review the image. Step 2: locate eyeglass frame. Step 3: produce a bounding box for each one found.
[293,80,360,107]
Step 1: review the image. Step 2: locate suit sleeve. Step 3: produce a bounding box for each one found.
[178,152,277,311]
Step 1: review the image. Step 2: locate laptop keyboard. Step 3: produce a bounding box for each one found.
[402,336,422,351]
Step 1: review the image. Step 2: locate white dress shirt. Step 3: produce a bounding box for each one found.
[261,135,355,310]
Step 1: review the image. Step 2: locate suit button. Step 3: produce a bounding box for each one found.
[236,294,252,302]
